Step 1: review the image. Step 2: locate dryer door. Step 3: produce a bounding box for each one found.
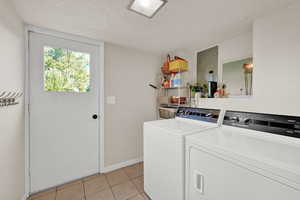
[187,147,299,200]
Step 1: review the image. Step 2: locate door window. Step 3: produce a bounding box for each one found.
[43,46,91,92]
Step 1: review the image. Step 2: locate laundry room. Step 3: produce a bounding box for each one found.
[0,0,299,200]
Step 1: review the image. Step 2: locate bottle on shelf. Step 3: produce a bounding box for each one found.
[173,73,182,88]
[170,73,175,88]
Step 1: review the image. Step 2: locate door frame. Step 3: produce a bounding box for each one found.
[24,25,105,196]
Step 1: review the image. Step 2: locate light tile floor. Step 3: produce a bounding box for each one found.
[28,162,150,200]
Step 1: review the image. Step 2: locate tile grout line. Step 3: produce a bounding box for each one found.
[123,166,144,200]
[131,176,147,200]
[104,174,117,200]
[105,167,140,200]
[54,187,57,200]
[82,179,87,200]
[109,163,144,198]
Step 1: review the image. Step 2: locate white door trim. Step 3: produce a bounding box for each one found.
[24,25,105,196]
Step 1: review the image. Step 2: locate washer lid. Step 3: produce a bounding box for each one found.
[186,126,300,187]
[144,118,218,136]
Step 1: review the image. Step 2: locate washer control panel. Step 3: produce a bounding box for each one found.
[224,111,300,138]
[176,107,220,123]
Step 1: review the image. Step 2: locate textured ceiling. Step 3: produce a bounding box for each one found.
[13,0,295,54]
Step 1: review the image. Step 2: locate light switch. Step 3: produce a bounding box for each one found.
[107,96,116,105]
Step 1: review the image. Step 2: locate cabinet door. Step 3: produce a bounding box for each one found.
[188,147,299,200]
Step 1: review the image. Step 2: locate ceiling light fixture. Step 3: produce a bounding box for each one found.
[128,0,167,19]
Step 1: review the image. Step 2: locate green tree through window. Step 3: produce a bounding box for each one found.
[44,46,90,92]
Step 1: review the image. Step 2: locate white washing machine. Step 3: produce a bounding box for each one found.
[185,110,300,200]
[144,107,222,200]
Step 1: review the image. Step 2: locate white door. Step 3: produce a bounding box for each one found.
[29,32,102,193]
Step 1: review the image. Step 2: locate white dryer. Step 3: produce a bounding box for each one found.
[185,110,300,200]
[144,107,221,200]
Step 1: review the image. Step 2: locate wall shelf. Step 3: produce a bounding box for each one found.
[157,65,190,119]
[160,86,188,90]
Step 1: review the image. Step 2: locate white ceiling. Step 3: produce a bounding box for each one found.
[13,0,295,54]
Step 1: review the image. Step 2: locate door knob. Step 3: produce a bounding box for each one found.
[92,114,98,119]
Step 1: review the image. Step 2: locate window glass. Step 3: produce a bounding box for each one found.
[44,46,90,92]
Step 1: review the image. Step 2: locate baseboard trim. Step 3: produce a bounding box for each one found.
[101,157,143,173]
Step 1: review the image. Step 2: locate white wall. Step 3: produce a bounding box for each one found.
[0,0,25,199]
[104,44,161,167]
[196,1,300,116]
[219,32,253,64]
[219,32,253,81]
